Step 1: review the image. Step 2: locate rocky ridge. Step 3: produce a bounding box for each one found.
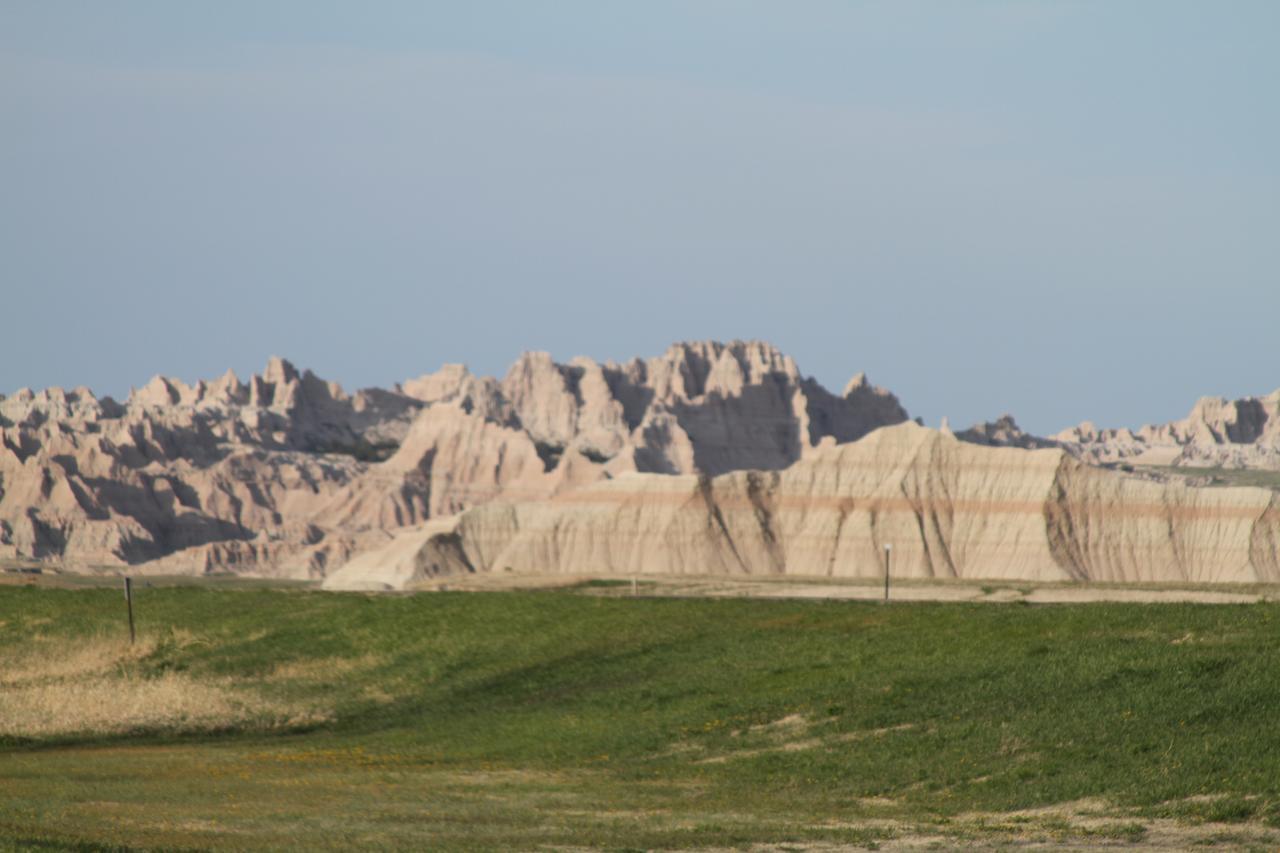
[1052,390,1280,469]
[953,390,1280,471]
[325,422,1280,591]
[0,341,908,575]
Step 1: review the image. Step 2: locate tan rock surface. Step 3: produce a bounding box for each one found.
[1,341,907,576]
[325,422,1280,590]
[23,339,1280,587]
[962,391,1280,471]
[956,414,1057,450]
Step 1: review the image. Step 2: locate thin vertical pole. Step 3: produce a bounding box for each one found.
[883,545,891,602]
[124,576,136,645]
[632,577,637,596]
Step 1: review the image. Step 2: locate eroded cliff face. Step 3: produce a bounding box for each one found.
[0,357,420,574]
[324,423,1280,590]
[0,341,908,575]
[397,340,908,477]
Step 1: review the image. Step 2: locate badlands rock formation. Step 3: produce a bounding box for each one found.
[0,357,421,573]
[325,422,1280,590]
[0,341,907,575]
[385,340,909,518]
[955,415,1057,450]
[957,392,1280,470]
[1052,390,1280,469]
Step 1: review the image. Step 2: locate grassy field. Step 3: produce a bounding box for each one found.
[1136,465,1280,491]
[3,585,1280,850]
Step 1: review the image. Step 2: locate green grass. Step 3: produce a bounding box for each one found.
[1138,464,1280,491]
[4,587,1280,849]
[571,578,656,590]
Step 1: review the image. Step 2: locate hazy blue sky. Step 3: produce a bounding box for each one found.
[3,1,1277,434]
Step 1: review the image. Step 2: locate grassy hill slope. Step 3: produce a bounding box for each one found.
[3,585,1280,849]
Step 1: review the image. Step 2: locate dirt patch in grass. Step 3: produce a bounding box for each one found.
[440,570,1278,605]
[792,798,1280,850]
[699,720,918,764]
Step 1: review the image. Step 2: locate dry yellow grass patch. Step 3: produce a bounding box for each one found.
[1,633,158,686]
[269,653,384,681]
[0,633,328,739]
[0,673,321,738]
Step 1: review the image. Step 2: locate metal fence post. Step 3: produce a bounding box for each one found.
[124,576,136,644]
